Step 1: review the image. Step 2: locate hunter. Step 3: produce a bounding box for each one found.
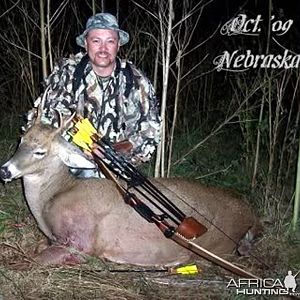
[28,13,161,177]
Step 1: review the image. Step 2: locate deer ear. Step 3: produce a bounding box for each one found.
[58,139,96,169]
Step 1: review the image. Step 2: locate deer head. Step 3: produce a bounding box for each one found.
[0,88,95,182]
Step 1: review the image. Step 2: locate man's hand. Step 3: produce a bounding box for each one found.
[84,140,133,160]
[113,140,133,154]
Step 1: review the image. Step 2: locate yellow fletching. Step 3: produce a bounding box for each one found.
[83,118,97,134]
[70,118,99,150]
[75,118,97,136]
[71,131,93,150]
[171,264,199,275]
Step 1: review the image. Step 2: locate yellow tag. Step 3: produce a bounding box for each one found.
[171,264,199,275]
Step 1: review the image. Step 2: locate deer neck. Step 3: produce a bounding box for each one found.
[23,160,74,240]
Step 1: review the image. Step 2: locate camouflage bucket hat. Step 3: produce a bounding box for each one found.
[76,13,129,47]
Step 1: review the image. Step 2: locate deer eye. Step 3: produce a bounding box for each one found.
[33,149,47,158]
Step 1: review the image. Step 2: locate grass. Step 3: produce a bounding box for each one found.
[0,117,299,299]
[0,264,230,299]
[170,126,251,194]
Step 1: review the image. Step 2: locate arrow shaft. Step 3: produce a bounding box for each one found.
[92,150,260,279]
[155,220,259,279]
[172,232,259,279]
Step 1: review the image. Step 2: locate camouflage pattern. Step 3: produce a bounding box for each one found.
[28,52,161,167]
[76,13,129,47]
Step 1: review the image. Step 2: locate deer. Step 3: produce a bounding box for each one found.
[0,98,260,268]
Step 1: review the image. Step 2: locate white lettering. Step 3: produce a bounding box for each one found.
[213,49,300,72]
[227,277,291,296]
[227,278,238,288]
[271,15,293,35]
[220,14,262,36]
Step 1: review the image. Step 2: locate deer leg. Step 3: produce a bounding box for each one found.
[34,245,86,266]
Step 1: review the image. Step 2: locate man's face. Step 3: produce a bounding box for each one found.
[85,29,120,75]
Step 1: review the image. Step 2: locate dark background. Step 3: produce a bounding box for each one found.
[0,0,299,223]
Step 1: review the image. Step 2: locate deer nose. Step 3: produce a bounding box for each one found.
[0,166,12,181]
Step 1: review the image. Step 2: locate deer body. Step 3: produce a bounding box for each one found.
[0,121,259,266]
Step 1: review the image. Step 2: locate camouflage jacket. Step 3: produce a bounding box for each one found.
[30,52,161,165]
